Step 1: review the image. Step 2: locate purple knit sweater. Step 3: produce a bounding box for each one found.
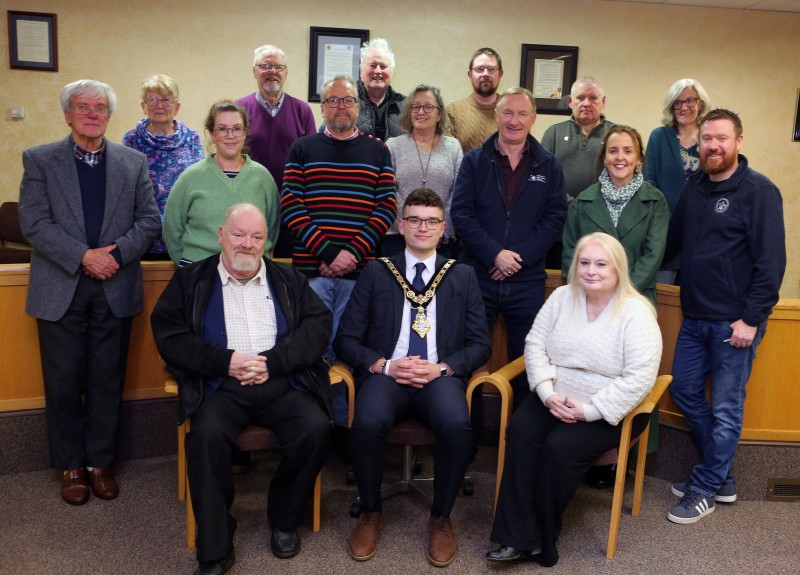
[236,92,316,189]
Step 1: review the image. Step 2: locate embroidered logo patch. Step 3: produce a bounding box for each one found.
[529,175,547,183]
[714,198,730,214]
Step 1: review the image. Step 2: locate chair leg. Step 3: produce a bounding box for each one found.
[606,420,637,560]
[186,471,196,549]
[631,426,651,517]
[311,472,321,532]
[178,422,187,502]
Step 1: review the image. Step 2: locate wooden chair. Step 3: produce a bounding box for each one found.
[0,202,32,264]
[333,363,475,516]
[466,357,672,559]
[165,368,353,549]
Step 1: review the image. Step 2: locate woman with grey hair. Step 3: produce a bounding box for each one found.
[383,85,463,257]
[643,78,711,284]
[123,74,204,258]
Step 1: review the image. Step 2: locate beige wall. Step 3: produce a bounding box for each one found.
[2,0,798,296]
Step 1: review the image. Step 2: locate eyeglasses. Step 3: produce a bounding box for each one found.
[411,103,439,114]
[73,104,109,117]
[213,125,246,137]
[402,216,443,229]
[471,65,500,75]
[323,96,358,108]
[146,95,174,107]
[673,97,699,110]
[254,63,287,72]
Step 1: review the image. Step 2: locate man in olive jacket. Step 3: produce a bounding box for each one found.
[151,204,332,575]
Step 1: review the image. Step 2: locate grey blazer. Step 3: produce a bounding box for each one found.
[19,136,161,321]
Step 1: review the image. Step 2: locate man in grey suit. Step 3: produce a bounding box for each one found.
[19,79,160,506]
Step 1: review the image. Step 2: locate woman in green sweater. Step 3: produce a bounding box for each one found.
[164,100,279,266]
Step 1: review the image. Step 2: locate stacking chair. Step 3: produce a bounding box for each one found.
[466,356,672,559]
[165,367,353,548]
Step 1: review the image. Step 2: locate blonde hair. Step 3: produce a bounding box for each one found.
[140,74,179,101]
[566,232,655,318]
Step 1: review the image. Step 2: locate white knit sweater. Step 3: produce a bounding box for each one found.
[524,285,663,425]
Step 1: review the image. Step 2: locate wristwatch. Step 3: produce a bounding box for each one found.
[439,363,448,377]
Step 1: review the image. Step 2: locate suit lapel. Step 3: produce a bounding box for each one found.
[53,137,87,237]
[582,193,616,235]
[432,255,450,354]
[101,142,128,240]
[389,253,407,340]
[615,195,648,241]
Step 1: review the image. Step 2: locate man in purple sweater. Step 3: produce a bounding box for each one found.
[237,44,316,258]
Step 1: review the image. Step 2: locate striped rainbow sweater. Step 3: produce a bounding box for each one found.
[281,132,397,278]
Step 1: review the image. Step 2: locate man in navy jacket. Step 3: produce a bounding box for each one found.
[452,87,567,409]
[664,109,786,525]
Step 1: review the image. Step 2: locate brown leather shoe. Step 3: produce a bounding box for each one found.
[61,468,89,505]
[428,516,457,567]
[88,467,119,500]
[348,511,383,561]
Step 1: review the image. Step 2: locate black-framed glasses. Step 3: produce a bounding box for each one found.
[411,103,439,114]
[673,97,699,110]
[471,65,500,74]
[323,96,358,108]
[214,125,245,137]
[402,216,443,229]
[254,63,287,72]
[146,95,174,107]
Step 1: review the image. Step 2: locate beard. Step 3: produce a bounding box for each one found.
[331,115,356,133]
[474,80,498,98]
[261,79,282,94]
[700,148,736,176]
[230,252,260,275]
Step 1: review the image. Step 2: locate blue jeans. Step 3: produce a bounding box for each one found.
[669,318,767,497]
[309,276,355,426]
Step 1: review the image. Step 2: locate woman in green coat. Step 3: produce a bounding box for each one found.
[562,124,669,308]
[561,124,669,486]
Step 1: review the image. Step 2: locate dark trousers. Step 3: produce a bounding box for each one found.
[490,394,648,566]
[186,378,330,563]
[37,275,132,470]
[349,374,472,518]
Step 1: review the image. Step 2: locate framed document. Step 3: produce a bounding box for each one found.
[8,11,58,72]
[520,44,578,115]
[308,27,369,102]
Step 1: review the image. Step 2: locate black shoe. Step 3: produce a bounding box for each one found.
[331,425,351,464]
[486,545,539,563]
[193,550,235,575]
[583,464,617,489]
[270,528,301,559]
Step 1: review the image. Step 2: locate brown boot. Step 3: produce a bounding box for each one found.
[348,511,383,561]
[428,516,457,567]
[61,468,89,505]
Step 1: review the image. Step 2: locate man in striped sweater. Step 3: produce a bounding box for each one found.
[281,74,397,365]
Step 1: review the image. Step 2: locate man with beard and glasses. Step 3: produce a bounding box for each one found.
[236,44,316,258]
[663,109,786,525]
[282,75,397,447]
[446,47,504,153]
[151,203,333,574]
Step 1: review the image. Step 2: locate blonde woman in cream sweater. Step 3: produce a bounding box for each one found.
[487,232,662,567]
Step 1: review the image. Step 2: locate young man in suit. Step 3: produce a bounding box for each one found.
[19,79,160,506]
[334,188,491,567]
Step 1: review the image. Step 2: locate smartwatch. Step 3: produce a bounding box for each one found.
[439,363,448,377]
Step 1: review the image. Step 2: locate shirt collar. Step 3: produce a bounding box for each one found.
[255,91,285,117]
[73,139,106,167]
[323,125,360,141]
[404,250,437,276]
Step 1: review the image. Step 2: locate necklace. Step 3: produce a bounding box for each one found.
[412,134,437,186]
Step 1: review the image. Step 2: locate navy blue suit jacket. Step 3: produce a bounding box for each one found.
[333,253,491,382]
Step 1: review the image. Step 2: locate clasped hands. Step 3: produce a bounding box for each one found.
[319,250,358,278]
[229,352,269,386]
[82,245,119,280]
[545,394,586,423]
[488,249,522,281]
[374,356,442,389]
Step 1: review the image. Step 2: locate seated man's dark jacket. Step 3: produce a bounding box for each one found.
[333,253,491,381]
[151,255,333,424]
